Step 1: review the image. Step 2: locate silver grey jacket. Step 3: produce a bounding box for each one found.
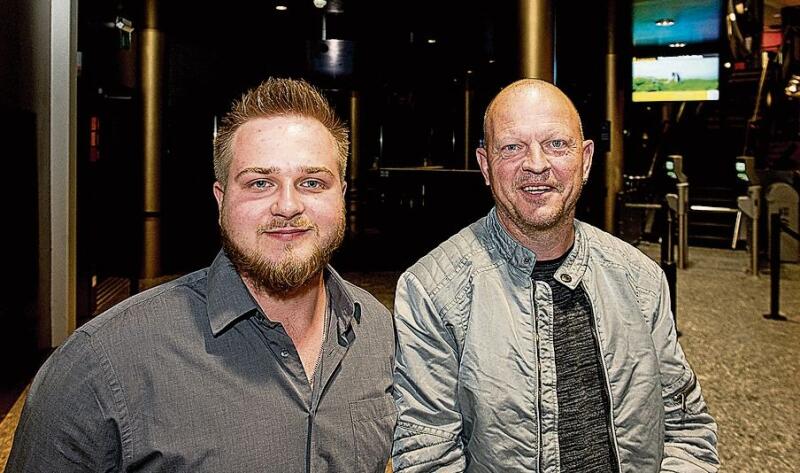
[392,208,719,472]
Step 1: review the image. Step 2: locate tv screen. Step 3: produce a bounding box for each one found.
[632,54,719,102]
[632,0,721,48]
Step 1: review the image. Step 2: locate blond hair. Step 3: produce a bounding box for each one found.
[214,77,349,185]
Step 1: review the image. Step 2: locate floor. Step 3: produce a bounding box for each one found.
[1,244,798,472]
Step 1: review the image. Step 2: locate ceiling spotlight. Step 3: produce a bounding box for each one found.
[669,42,686,48]
[313,0,327,8]
[427,38,437,44]
[275,4,288,10]
[655,18,675,26]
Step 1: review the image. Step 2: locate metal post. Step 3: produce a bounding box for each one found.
[604,0,624,233]
[140,0,164,284]
[348,90,360,237]
[660,199,679,335]
[749,185,761,276]
[676,182,689,269]
[764,213,787,321]
[518,0,554,80]
[463,77,473,170]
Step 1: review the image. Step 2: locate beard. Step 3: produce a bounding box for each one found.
[221,211,345,297]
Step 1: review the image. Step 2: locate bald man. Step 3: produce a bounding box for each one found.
[391,80,719,473]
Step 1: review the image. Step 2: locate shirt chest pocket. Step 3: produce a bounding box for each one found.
[349,394,397,473]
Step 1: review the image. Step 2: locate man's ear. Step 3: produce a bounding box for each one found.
[581,140,594,182]
[212,181,225,223]
[476,147,491,186]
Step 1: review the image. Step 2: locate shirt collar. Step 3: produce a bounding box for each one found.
[484,208,589,287]
[485,207,537,273]
[207,251,259,336]
[552,220,589,289]
[206,251,360,338]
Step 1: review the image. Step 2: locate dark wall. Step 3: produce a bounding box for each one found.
[0,0,40,377]
[555,0,611,229]
[77,0,617,276]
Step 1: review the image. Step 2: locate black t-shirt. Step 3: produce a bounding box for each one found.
[532,253,618,472]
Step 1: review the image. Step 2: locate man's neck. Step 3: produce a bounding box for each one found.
[499,213,575,261]
[243,273,328,381]
[245,273,326,327]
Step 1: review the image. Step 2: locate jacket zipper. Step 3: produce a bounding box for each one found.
[583,282,623,473]
[531,282,543,473]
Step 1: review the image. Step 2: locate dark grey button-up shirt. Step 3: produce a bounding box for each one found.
[7,252,396,473]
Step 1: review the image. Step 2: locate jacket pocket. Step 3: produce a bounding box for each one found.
[664,371,701,415]
[350,394,397,473]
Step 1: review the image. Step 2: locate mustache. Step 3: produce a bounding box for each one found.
[516,178,562,190]
[258,216,316,233]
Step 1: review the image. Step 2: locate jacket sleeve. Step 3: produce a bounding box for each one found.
[652,272,720,472]
[391,271,467,473]
[5,332,122,473]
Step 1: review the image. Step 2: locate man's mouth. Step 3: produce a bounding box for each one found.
[521,185,553,195]
[262,227,313,240]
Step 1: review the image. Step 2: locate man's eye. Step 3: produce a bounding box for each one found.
[249,179,271,190]
[498,143,526,158]
[543,139,571,154]
[300,179,326,190]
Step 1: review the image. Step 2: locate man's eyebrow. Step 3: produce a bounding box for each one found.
[235,167,279,180]
[302,166,335,177]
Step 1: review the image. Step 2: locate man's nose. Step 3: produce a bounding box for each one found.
[521,145,551,174]
[271,185,304,218]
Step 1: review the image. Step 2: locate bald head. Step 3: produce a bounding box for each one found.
[483,79,584,149]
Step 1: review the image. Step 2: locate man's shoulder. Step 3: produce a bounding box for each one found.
[340,278,391,318]
[404,217,493,290]
[77,267,211,341]
[334,276,395,352]
[577,221,662,279]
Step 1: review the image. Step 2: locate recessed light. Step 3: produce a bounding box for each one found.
[275,4,288,10]
[669,42,686,48]
[427,39,437,44]
[655,18,675,26]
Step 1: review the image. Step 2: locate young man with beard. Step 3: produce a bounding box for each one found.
[391,80,719,472]
[7,78,396,473]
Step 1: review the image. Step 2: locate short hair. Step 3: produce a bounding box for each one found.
[482,79,584,148]
[213,77,349,186]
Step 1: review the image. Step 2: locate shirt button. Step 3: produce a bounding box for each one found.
[280,349,289,358]
[560,274,572,283]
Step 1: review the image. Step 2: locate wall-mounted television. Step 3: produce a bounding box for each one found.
[632,54,719,102]
[632,0,721,48]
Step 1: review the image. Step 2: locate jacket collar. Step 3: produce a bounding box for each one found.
[484,208,590,288]
[206,251,360,339]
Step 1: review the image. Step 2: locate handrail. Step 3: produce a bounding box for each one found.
[689,205,739,214]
